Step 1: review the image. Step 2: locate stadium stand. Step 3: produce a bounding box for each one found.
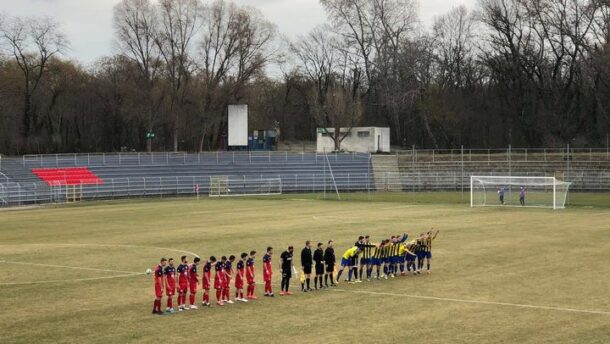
[1,149,609,207]
[0,152,372,205]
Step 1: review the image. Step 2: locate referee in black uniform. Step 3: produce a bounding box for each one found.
[323,240,336,287]
[313,242,325,289]
[300,241,313,292]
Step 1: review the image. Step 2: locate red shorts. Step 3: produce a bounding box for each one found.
[246,277,255,285]
[179,283,188,293]
[263,273,272,282]
[222,279,231,289]
[235,278,244,289]
[155,284,163,298]
[202,279,210,290]
[189,282,198,294]
[214,278,223,290]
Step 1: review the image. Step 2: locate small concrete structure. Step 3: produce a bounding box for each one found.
[316,127,390,153]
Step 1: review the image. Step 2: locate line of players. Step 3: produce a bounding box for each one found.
[151,230,439,314]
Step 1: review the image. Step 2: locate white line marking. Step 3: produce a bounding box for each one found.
[0,243,200,258]
[0,243,198,286]
[330,288,610,316]
[0,260,140,275]
[0,274,143,286]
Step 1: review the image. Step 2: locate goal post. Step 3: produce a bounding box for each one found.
[470,176,571,209]
[209,176,282,197]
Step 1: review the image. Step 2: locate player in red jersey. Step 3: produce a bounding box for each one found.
[176,256,189,311]
[188,257,200,310]
[262,247,274,297]
[201,256,215,307]
[214,256,226,306]
[235,253,248,302]
[223,255,235,304]
[164,258,176,313]
[246,250,257,300]
[152,258,167,315]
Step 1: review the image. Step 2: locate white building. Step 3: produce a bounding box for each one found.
[316,127,391,153]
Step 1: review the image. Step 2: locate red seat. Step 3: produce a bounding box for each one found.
[32,167,104,186]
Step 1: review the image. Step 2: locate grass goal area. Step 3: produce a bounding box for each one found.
[0,196,609,343]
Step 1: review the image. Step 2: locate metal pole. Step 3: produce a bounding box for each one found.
[566,143,570,205]
[508,144,512,205]
[461,145,464,199]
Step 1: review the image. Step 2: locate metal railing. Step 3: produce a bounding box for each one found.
[18,151,370,168]
[1,170,609,207]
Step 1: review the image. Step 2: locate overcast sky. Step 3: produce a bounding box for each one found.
[0,0,477,65]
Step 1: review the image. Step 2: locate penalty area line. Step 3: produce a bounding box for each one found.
[330,288,610,316]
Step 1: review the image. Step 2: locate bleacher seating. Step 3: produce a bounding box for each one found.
[0,152,372,205]
[32,168,104,186]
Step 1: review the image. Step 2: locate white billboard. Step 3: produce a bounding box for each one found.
[228,105,248,146]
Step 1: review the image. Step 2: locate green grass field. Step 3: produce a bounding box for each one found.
[1,194,609,344]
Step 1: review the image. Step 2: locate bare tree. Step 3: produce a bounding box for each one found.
[0,16,67,139]
[156,0,201,152]
[196,0,276,151]
[114,0,162,152]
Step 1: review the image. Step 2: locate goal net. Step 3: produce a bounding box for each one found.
[209,176,282,197]
[470,176,571,209]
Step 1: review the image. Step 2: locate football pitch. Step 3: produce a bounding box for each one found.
[1,194,609,344]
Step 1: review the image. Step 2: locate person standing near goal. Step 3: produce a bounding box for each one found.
[519,186,526,206]
[498,187,504,205]
[422,229,439,274]
[324,240,336,287]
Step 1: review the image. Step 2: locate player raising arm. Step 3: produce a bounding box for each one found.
[423,229,440,274]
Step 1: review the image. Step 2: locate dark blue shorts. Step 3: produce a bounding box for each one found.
[360,258,371,265]
[398,256,405,264]
[406,253,416,262]
[425,252,432,259]
[340,258,352,267]
[372,258,381,266]
[417,252,425,260]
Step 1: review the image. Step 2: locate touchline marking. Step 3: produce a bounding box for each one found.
[330,289,610,316]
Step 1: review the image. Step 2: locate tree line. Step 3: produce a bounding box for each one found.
[0,0,609,154]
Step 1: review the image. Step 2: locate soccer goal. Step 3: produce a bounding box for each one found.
[470,176,571,209]
[209,176,282,197]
